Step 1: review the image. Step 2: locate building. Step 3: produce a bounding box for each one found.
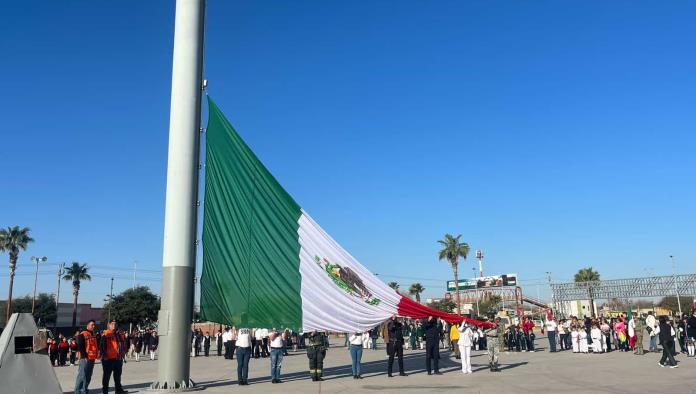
[552,299,596,318]
[56,302,104,328]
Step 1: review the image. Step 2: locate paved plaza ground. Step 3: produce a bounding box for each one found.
[54,336,695,393]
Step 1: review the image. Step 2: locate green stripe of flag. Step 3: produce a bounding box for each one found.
[200,97,303,328]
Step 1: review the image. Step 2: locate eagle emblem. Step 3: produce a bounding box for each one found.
[314,256,381,306]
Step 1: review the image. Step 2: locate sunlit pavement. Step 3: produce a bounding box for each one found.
[53,336,694,393]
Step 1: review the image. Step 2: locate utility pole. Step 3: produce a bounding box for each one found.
[56,262,65,309]
[670,255,682,317]
[30,256,47,314]
[472,267,479,316]
[107,277,114,321]
[133,260,137,290]
[151,0,206,390]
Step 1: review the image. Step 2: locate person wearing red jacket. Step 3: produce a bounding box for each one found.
[48,338,59,366]
[58,334,70,366]
[521,317,536,352]
[69,337,78,365]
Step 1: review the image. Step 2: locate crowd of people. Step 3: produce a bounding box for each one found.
[206,314,510,385]
[541,310,696,368]
[53,327,160,369]
[65,309,696,392]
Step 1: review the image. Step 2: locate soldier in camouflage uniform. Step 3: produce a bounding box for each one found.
[483,317,503,372]
[634,316,645,355]
[305,331,327,381]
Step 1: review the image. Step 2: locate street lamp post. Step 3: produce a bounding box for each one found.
[670,255,682,317]
[30,256,47,314]
[545,271,556,316]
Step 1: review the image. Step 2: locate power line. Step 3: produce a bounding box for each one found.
[13,261,162,273]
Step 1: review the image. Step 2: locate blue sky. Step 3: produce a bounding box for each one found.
[1,1,695,306]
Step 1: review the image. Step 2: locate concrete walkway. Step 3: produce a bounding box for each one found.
[54,337,694,393]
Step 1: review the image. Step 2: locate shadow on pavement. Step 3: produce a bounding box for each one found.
[198,348,528,389]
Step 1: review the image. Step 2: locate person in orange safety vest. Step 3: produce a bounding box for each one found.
[73,319,99,394]
[100,319,128,394]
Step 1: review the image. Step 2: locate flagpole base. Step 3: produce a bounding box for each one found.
[147,379,203,392]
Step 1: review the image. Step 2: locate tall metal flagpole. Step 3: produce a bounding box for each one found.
[150,0,206,390]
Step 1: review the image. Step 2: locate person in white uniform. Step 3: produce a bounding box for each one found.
[579,328,589,354]
[362,330,370,349]
[269,328,286,384]
[458,322,474,374]
[590,324,602,353]
[571,327,580,353]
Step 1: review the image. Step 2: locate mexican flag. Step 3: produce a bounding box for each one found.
[200,97,490,331]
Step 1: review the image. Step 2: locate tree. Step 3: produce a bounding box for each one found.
[62,262,91,330]
[103,286,160,327]
[574,267,600,317]
[603,298,627,311]
[658,296,692,315]
[437,233,470,315]
[0,226,34,321]
[428,298,456,313]
[478,294,502,316]
[409,283,425,303]
[633,300,655,309]
[11,293,56,326]
[387,282,399,291]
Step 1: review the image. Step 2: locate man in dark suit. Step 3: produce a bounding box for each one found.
[204,331,211,357]
[423,316,442,375]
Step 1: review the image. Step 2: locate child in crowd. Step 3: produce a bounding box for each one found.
[571,327,580,353]
[579,328,589,354]
[591,324,603,353]
[687,336,695,357]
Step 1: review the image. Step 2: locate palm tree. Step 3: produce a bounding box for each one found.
[387,282,399,291]
[409,283,425,303]
[574,267,600,317]
[437,233,470,315]
[62,262,91,330]
[0,226,34,321]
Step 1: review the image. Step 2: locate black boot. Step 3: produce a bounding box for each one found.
[489,363,494,372]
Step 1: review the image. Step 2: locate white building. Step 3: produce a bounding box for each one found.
[552,299,597,318]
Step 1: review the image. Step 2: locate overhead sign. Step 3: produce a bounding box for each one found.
[447,274,518,291]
